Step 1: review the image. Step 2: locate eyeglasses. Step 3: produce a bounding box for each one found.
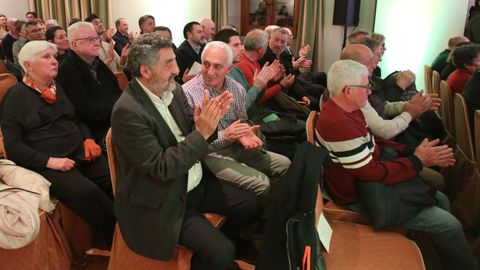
[344,84,374,91]
[74,36,101,43]
[28,28,42,33]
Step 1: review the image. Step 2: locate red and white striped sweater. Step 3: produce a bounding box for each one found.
[315,99,422,205]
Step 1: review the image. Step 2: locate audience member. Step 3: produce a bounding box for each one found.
[2,17,18,62]
[370,33,386,77]
[432,36,470,73]
[221,24,238,31]
[183,41,291,196]
[175,21,205,84]
[111,33,261,269]
[340,44,445,188]
[13,20,42,64]
[440,41,473,80]
[138,15,155,34]
[347,29,370,44]
[25,11,37,22]
[215,29,305,160]
[1,40,115,248]
[85,14,127,73]
[446,44,480,94]
[259,27,312,110]
[200,18,215,43]
[214,29,278,109]
[341,44,432,139]
[316,59,477,270]
[236,29,289,106]
[45,26,70,64]
[112,17,130,55]
[0,15,7,41]
[153,26,177,51]
[44,19,59,30]
[57,22,122,149]
[68,17,81,26]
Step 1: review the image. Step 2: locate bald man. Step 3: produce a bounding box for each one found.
[200,18,215,43]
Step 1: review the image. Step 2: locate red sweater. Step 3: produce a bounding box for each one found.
[315,100,422,205]
[446,68,473,94]
[235,53,281,105]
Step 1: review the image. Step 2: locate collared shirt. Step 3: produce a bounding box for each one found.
[137,78,202,192]
[189,41,202,55]
[182,74,248,152]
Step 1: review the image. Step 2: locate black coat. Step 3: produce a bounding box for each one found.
[175,40,203,84]
[1,82,91,171]
[257,142,328,270]
[111,80,210,260]
[57,51,122,143]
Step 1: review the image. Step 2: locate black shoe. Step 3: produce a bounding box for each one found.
[235,237,259,265]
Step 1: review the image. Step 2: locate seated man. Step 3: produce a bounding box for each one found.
[316,59,478,270]
[341,44,440,142]
[258,27,312,109]
[214,28,305,160]
[57,22,122,149]
[175,21,205,84]
[111,33,261,269]
[183,41,291,196]
[85,14,127,74]
[431,36,469,73]
[236,29,293,107]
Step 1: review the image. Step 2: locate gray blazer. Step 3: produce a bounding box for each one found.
[111,79,209,260]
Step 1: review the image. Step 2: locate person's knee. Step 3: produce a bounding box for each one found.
[271,154,291,178]
[253,177,271,196]
[203,238,235,265]
[73,180,106,202]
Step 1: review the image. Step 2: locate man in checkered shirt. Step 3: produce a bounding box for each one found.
[183,41,290,196]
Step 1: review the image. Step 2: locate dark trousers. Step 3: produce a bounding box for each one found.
[179,176,262,270]
[40,155,115,246]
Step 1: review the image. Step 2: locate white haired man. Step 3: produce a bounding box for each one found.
[316,59,477,270]
[183,41,291,197]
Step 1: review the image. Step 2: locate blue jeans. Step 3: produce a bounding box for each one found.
[347,192,478,270]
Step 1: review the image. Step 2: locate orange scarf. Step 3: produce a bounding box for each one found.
[23,75,57,104]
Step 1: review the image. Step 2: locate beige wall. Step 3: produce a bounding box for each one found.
[111,0,211,46]
[0,0,31,20]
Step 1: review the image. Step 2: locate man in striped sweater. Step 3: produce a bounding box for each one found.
[315,60,477,270]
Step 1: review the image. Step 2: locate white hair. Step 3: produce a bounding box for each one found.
[201,41,233,67]
[45,19,58,27]
[18,40,57,72]
[327,60,368,96]
[67,21,95,42]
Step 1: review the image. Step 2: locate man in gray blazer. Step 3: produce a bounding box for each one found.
[111,33,262,270]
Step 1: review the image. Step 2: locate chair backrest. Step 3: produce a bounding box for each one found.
[432,70,440,96]
[0,73,18,103]
[454,93,475,162]
[306,111,319,145]
[440,80,455,139]
[105,128,117,196]
[0,59,8,74]
[424,65,433,95]
[319,94,325,111]
[475,110,480,162]
[115,72,129,91]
